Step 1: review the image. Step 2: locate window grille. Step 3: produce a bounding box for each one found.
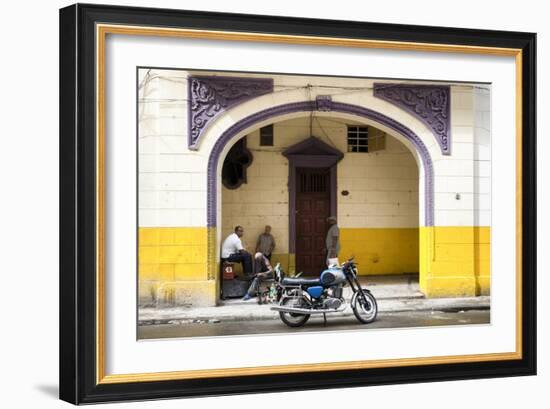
[347,125,386,152]
[347,126,369,152]
[298,170,329,194]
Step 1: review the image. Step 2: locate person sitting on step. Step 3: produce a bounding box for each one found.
[242,252,274,301]
[221,225,253,276]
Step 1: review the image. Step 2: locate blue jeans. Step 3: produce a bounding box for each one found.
[246,271,274,296]
[226,252,253,275]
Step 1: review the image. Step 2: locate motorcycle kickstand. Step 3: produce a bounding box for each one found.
[323,313,327,326]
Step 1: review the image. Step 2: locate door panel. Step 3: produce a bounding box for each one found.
[295,168,331,275]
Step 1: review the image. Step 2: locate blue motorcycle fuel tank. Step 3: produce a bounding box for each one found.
[320,267,346,285]
[306,286,324,298]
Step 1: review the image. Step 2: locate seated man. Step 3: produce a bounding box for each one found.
[221,225,253,276]
[243,252,274,301]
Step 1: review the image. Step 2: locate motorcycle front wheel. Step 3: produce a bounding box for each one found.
[351,289,378,324]
[279,296,311,328]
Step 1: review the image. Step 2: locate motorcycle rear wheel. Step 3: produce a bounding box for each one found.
[279,296,311,328]
[351,289,378,324]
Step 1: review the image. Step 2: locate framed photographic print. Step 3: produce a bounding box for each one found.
[59,3,536,404]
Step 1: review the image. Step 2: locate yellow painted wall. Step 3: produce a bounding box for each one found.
[138,227,215,306]
[419,226,490,297]
[227,229,417,276]
[138,225,490,303]
[340,228,419,275]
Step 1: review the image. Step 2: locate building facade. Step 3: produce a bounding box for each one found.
[138,69,491,307]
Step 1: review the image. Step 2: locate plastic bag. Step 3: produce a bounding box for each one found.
[327,257,339,267]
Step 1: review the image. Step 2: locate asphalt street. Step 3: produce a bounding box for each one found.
[138,308,490,340]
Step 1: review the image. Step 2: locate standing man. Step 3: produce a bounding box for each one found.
[221,225,253,275]
[325,216,340,267]
[256,225,276,261]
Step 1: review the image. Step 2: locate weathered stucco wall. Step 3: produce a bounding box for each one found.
[220,116,419,275]
[419,86,491,296]
[137,68,491,306]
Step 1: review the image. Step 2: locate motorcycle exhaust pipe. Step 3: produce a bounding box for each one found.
[270,305,347,314]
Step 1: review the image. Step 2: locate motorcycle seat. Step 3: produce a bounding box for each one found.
[281,277,321,286]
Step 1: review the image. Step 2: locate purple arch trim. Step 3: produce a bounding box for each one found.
[207,101,434,227]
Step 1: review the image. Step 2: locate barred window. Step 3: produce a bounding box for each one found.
[347,125,386,153]
[347,126,369,153]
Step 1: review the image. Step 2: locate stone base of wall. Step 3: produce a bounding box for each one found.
[139,280,216,307]
[139,227,214,306]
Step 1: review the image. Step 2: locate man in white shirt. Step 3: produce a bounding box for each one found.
[221,225,253,275]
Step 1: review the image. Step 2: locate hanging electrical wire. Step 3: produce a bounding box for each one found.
[313,116,339,149]
[307,84,313,137]
[139,73,492,104]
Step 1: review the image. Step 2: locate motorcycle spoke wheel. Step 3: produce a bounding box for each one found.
[279,297,310,328]
[351,290,378,324]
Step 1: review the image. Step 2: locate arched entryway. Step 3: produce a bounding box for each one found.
[208,101,433,226]
[209,101,433,298]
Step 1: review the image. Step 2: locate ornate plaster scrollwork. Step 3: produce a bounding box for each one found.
[374,83,451,155]
[315,95,333,111]
[188,76,273,150]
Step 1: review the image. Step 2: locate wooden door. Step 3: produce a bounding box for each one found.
[295,167,331,275]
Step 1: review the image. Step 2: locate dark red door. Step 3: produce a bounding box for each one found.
[295,168,331,275]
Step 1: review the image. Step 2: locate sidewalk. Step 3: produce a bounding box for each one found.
[139,275,490,325]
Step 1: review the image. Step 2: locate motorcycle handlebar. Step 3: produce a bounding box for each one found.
[342,257,355,267]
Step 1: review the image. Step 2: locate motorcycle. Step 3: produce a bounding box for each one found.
[270,258,378,327]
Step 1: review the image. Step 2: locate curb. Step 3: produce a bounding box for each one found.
[138,297,490,326]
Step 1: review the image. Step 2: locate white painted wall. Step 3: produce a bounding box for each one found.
[138,69,207,227]
[138,69,490,230]
[431,86,492,226]
[474,86,492,226]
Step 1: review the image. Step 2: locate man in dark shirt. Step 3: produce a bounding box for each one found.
[255,225,275,261]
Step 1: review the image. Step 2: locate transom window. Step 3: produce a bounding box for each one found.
[347,126,369,153]
[260,124,274,146]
